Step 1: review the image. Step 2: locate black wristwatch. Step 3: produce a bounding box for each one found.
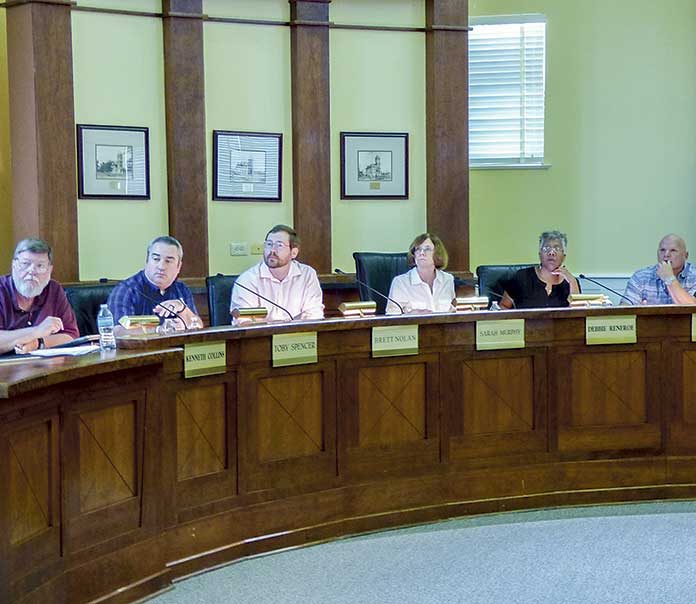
[37,337,45,349]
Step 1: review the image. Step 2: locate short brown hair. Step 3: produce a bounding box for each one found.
[407,233,448,269]
[266,224,300,248]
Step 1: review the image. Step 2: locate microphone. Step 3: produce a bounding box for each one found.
[231,279,294,322]
[578,274,634,305]
[334,268,404,314]
[99,277,188,327]
[487,289,515,309]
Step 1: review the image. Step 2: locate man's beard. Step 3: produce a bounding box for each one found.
[13,276,47,298]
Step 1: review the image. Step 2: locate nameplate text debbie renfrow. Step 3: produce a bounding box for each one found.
[372,324,419,358]
[476,319,525,351]
[184,342,227,378]
[585,315,636,345]
[272,332,318,367]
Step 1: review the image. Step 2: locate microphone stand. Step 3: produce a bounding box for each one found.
[232,280,295,322]
[578,274,634,305]
[334,268,404,314]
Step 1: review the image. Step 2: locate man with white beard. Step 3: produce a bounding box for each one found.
[0,238,78,354]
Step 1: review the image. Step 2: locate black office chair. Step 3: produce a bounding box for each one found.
[64,282,117,335]
[475,264,536,306]
[353,252,409,315]
[206,274,237,326]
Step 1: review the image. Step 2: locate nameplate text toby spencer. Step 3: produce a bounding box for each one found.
[272,332,318,367]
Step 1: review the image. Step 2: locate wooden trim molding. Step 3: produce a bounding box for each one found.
[425,0,470,272]
[6,0,78,281]
[162,0,209,277]
[290,0,332,272]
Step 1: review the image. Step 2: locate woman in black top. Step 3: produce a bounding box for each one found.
[500,231,580,309]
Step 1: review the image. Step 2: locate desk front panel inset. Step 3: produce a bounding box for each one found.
[239,362,336,494]
[447,350,547,462]
[64,387,147,554]
[665,345,696,452]
[339,355,440,480]
[556,345,660,453]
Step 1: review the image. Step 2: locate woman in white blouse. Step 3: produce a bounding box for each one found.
[385,233,456,315]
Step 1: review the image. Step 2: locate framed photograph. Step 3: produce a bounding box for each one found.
[340,132,409,199]
[213,130,282,201]
[77,124,150,199]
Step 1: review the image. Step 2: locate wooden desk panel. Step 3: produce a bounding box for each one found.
[4,307,696,603]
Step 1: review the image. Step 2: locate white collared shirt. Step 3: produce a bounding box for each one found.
[230,260,324,322]
[386,267,455,315]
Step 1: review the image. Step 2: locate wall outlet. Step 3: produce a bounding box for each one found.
[251,243,264,255]
[229,242,249,256]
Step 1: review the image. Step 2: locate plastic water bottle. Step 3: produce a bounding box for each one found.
[97,304,116,350]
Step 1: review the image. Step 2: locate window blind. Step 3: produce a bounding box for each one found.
[469,17,546,166]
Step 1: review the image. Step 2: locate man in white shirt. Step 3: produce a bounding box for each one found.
[230,225,324,322]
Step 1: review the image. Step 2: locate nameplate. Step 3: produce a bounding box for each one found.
[372,325,419,358]
[184,342,227,379]
[476,319,525,350]
[585,315,637,345]
[691,314,696,342]
[272,332,318,367]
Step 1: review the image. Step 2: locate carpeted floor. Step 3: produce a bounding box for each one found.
[146,501,696,603]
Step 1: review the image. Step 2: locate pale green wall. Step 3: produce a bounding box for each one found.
[204,19,293,275]
[203,0,289,20]
[469,0,696,275]
[330,0,424,27]
[0,11,12,270]
[330,22,427,271]
[72,9,168,280]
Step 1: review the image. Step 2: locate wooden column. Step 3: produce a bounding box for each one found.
[162,0,208,277]
[289,0,332,273]
[6,0,78,281]
[425,0,470,272]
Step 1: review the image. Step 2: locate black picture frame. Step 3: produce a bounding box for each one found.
[76,124,150,200]
[213,130,283,202]
[340,132,409,200]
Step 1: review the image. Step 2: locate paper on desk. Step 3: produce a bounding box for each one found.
[29,344,101,357]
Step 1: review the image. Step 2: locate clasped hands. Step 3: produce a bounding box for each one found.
[153,299,198,330]
[14,316,63,354]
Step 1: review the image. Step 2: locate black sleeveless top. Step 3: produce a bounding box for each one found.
[504,266,572,309]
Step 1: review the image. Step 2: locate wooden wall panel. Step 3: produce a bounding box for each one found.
[339,356,440,480]
[569,351,646,427]
[257,372,323,462]
[9,421,51,545]
[78,402,136,513]
[290,0,331,272]
[357,364,426,447]
[555,346,661,453]
[162,0,208,277]
[682,350,696,424]
[6,0,78,281]
[447,351,547,463]
[425,0,469,272]
[177,384,226,480]
[461,357,533,435]
[239,362,336,494]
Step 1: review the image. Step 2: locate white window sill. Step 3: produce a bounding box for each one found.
[471,164,552,171]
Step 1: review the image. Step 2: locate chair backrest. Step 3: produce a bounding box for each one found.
[206,274,237,326]
[64,282,117,336]
[353,252,409,315]
[476,264,536,305]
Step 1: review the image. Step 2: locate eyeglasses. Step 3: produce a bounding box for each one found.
[13,258,50,274]
[413,246,435,255]
[264,241,290,251]
[541,246,564,255]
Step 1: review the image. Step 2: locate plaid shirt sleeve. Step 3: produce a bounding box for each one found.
[107,282,137,323]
